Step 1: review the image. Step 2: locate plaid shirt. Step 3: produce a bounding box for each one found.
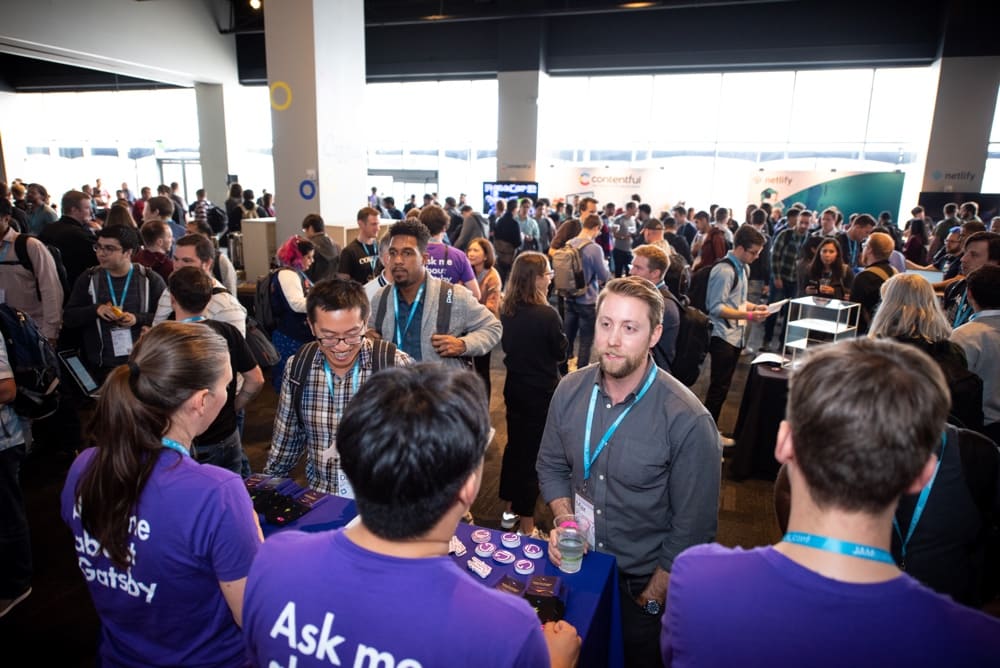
[265,339,412,495]
[770,228,807,283]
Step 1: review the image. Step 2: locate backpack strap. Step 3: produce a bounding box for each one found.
[864,265,893,283]
[374,286,391,337]
[437,281,453,335]
[289,341,320,427]
[12,234,41,301]
[370,338,398,372]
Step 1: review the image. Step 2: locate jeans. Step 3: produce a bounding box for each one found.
[0,444,31,597]
[613,249,633,278]
[618,571,664,668]
[705,336,741,424]
[564,301,597,370]
[763,280,794,345]
[193,429,244,476]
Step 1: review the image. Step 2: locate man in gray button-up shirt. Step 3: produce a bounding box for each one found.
[537,276,721,668]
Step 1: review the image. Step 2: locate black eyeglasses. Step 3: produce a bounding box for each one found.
[316,334,364,347]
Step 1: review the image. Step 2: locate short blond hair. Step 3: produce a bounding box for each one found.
[597,276,664,333]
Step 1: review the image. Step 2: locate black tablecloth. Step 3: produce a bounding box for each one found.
[729,363,789,481]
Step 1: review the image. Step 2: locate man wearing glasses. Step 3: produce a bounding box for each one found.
[265,279,411,497]
[63,225,165,384]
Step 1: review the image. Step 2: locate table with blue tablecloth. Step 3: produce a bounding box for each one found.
[249,477,624,668]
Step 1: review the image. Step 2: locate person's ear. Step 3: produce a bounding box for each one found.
[774,420,795,464]
[904,454,938,495]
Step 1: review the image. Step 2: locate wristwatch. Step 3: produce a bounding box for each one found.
[642,599,662,616]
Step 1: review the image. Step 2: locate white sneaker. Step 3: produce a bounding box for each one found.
[500,511,519,530]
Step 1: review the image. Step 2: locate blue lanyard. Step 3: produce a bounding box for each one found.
[181,315,206,323]
[583,362,658,481]
[393,282,425,348]
[161,437,190,457]
[321,355,362,400]
[297,270,313,290]
[105,265,134,309]
[953,292,973,328]
[892,432,947,568]
[362,242,378,262]
[655,281,665,289]
[0,241,9,262]
[782,532,895,565]
[849,239,859,266]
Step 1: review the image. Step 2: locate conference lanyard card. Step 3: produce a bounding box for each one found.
[110,327,133,357]
[574,492,597,548]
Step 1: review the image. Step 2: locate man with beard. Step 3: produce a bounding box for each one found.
[537,276,721,668]
[369,219,500,368]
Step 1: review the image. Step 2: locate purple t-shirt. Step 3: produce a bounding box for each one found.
[61,447,261,668]
[243,529,550,668]
[662,543,1000,667]
[426,242,476,286]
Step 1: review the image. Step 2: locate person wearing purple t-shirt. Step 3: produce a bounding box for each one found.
[419,204,482,300]
[661,338,1000,667]
[61,323,262,667]
[243,364,581,668]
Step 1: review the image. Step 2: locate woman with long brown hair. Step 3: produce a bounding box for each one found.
[61,323,261,667]
[466,237,502,400]
[498,252,568,537]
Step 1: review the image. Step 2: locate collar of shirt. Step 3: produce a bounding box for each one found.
[725,250,746,274]
[595,357,656,406]
[971,309,1000,320]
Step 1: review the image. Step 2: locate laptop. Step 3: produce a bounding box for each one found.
[58,350,100,399]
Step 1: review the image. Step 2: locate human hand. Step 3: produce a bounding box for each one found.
[430,334,466,357]
[547,528,563,567]
[97,303,122,321]
[819,284,835,295]
[543,620,582,668]
[774,278,784,290]
[116,312,137,328]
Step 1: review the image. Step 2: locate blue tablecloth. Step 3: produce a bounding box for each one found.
[253,478,358,538]
[451,523,624,668]
[254,481,624,667]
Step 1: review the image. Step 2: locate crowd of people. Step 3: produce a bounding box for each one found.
[1,179,998,666]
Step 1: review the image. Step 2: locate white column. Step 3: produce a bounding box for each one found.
[922,56,1000,193]
[263,0,368,246]
[195,83,232,207]
[497,70,544,182]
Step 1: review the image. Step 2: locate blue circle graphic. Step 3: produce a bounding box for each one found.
[299,180,316,200]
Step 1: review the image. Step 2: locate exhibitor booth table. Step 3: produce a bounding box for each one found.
[728,361,788,481]
[248,476,625,668]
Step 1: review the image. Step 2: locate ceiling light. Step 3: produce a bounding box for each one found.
[249,0,261,10]
[620,2,658,7]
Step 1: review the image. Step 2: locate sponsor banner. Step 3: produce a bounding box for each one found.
[750,170,905,220]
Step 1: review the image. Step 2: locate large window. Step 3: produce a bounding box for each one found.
[364,79,498,204]
[981,86,1000,195]
[537,66,937,214]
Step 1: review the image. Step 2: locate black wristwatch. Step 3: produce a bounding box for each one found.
[642,599,662,616]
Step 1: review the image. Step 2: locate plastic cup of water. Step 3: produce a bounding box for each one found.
[554,513,590,574]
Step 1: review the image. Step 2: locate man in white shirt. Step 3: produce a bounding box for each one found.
[153,234,247,335]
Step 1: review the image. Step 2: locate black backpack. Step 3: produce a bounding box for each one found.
[210,286,280,369]
[254,270,280,333]
[206,205,228,235]
[288,339,398,425]
[0,304,61,418]
[0,234,71,304]
[687,257,739,314]
[655,289,713,387]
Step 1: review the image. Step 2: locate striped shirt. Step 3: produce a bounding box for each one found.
[265,338,412,495]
